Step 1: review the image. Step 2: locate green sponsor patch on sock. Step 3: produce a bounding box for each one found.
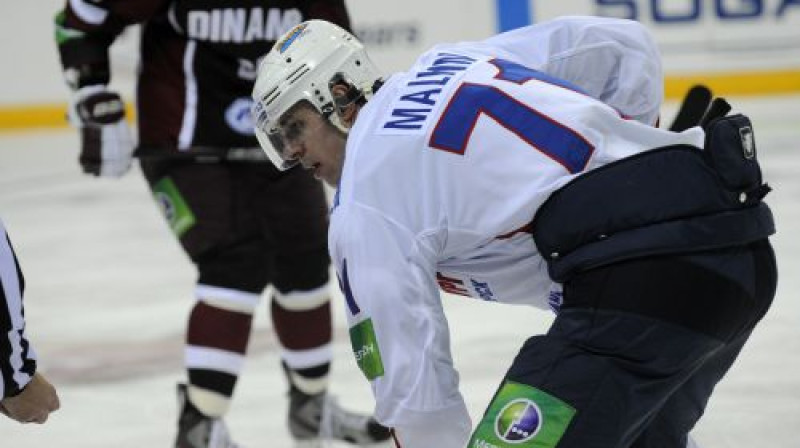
[152,177,196,237]
[349,318,384,380]
[469,381,576,448]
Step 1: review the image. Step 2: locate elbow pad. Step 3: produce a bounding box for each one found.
[54,9,113,89]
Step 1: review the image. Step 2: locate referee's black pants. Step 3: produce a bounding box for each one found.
[503,239,777,448]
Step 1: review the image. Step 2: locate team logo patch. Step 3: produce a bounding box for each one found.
[739,125,756,159]
[225,98,256,135]
[152,177,196,237]
[277,23,308,53]
[469,381,575,448]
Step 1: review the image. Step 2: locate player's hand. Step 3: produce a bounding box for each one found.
[68,85,135,178]
[0,372,60,424]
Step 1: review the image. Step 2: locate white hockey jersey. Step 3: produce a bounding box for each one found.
[328,16,705,448]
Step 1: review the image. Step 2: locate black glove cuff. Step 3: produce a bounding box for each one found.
[76,90,125,125]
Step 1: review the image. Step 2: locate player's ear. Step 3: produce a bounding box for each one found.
[341,103,359,128]
[331,84,359,128]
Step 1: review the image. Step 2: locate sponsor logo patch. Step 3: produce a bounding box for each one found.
[152,177,196,237]
[471,278,496,302]
[469,381,575,447]
[349,318,385,380]
[547,290,563,314]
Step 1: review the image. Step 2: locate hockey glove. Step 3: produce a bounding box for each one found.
[68,85,135,177]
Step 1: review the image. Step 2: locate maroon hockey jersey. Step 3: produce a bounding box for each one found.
[56,0,351,153]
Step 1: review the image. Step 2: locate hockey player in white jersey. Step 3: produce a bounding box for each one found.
[252,17,777,448]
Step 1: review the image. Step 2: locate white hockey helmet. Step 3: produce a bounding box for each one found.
[251,20,382,170]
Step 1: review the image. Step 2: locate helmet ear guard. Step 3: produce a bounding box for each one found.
[329,72,368,117]
[251,20,382,170]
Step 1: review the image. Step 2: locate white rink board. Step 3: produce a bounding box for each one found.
[3,1,800,105]
[348,0,800,76]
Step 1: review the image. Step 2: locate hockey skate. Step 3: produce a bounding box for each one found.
[289,387,391,447]
[175,384,241,448]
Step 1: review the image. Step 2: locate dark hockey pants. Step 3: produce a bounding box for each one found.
[499,239,776,448]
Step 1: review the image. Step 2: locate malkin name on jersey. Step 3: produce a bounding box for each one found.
[186,8,302,43]
[379,52,476,133]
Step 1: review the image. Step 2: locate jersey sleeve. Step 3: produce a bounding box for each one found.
[330,203,472,448]
[0,221,36,400]
[54,0,166,89]
[483,15,664,125]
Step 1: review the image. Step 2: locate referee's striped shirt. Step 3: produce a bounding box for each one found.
[0,219,36,399]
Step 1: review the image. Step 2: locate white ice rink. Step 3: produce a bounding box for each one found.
[0,95,798,447]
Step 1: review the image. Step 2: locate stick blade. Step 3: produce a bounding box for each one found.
[669,84,713,132]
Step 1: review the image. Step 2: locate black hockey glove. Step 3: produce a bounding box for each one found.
[68,86,134,177]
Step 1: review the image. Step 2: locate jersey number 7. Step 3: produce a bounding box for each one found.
[429,58,594,174]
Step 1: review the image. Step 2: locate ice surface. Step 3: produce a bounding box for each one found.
[0,95,798,447]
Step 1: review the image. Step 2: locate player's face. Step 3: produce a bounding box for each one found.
[277,104,347,186]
